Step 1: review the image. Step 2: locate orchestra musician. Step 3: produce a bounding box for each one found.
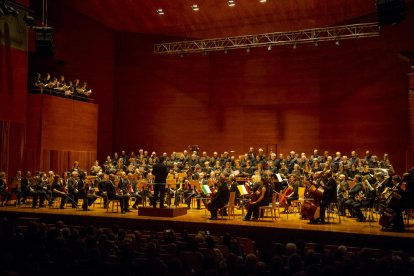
[95,173,108,208]
[51,175,69,209]
[310,171,337,224]
[284,175,299,211]
[337,174,349,216]
[90,160,102,176]
[11,170,22,206]
[207,173,230,220]
[129,173,141,209]
[67,171,80,208]
[0,172,11,206]
[20,171,35,205]
[45,172,54,206]
[243,177,273,221]
[106,174,130,213]
[345,175,375,222]
[78,172,98,211]
[32,172,47,208]
[379,174,405,232]
[178,174,195,209]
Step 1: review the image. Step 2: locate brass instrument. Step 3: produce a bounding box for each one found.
[354,190,365,202]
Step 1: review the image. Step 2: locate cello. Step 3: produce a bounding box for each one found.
[279,185,293,207]
[300,175,324,220]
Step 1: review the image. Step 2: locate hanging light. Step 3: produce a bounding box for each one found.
[227,0,235,7]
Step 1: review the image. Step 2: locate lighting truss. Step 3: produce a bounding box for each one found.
[154,22,380,55]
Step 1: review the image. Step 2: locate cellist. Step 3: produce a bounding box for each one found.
[282,175,299,212]
[243,176,273,221]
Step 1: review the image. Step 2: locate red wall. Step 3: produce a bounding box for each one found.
[31,0,115,163]
[0,20,28,177]
[25,95,98,174]
[112,7,414,174]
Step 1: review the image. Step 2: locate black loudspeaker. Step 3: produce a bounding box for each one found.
[35,28,54,56]
[377,0,406,26]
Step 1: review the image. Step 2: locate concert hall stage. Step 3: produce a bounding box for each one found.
[1,205,413,253]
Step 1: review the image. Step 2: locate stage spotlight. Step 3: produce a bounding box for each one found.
[293,43,297,49]
[335,39,340,45]
[228,0,235,7]
[267,44,272,51]
[157,8,164,15]
[259,0,267,3]
[191,4,199,11]
[314,40,319,47]
[246,48,250,53]
[224,48,228,54]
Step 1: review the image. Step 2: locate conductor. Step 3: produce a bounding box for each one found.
[152,157,168,208]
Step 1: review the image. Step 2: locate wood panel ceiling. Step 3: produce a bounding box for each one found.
[62,0,377,39]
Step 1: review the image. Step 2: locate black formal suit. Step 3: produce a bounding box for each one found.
[319,176,337,222]
[207,180,230,219]
[78,179,97,211]
[0,179,11,206]
[106,180,129,213]
[67,177,79,208]
[345,182,363,217]
[152,161,168,208]
[51,181,68,209]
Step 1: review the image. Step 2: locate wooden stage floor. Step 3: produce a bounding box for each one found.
[1,203,413,253]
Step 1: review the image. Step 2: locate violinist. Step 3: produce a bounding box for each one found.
[11,170,22,206]
[195,173,210,209]
[96,173,108,208]
[0,172,11,207]
[243,177,273,221]
[78,172,98,211]
[51,175,69,209]
[178,174,193,209]
[21,171,35,205]
[207,173,230,220]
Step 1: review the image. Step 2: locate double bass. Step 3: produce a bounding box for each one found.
[300,182,324,220]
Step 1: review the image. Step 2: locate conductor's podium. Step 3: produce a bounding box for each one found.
[138,207,187,217]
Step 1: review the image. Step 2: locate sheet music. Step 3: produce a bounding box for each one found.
[201,185,211,194]
[237,185,249,195]
[276,173,283,182]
